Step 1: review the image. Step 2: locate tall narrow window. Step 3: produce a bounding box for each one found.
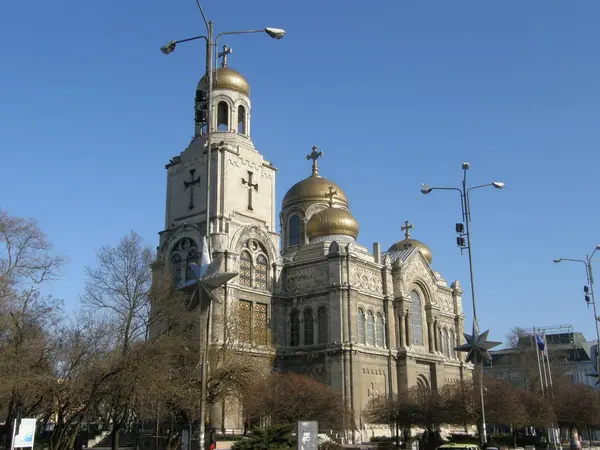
[410,291,423,346]
[255,255,268,290]
[366,311,375,346]
[237,105,246,134]
[317,307,328,345]
[288,215,302,246]
[290,309,300,347]
[442,329,449,357]
[375,313,385,347]
[185,248,199,282]
[449,331,456,359]
[358,309,366,344]
[303,308,314,345]
[239,251,252,287]
[171,254,182,287]
[238,300,252,343]
[254,303,268,346]
[217,101,229,131]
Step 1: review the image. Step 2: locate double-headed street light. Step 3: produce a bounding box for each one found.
[160,5,285,449]
[421,162,504,446]
[553,245,600,381]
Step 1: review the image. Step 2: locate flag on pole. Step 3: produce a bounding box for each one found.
[536,334,546,355]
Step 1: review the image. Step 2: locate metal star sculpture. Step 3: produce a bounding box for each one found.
[454,326,501,364]
[179,236,238,308]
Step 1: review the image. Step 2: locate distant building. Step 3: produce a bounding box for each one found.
[484,325,598,390]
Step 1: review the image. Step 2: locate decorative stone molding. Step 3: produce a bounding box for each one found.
[351,265,383,294]
[284,262,329,293]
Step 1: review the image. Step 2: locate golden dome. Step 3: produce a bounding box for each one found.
[282,174,348,209]
[198,67,250,96]
[306,207,359,240]
[388,239,432,264]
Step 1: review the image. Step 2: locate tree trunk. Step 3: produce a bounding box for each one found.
[111,425,121,450]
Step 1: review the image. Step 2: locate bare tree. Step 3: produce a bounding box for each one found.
[81,231,154,450]
[0,210,67,448]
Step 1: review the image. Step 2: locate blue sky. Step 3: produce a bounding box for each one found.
[1,1,599,345]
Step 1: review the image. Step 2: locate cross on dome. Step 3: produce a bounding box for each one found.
[401,220,413,239]
[324,186,338,207]
[218,44,232,68]
[306,146,323,176]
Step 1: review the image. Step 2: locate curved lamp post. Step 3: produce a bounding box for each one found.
[160,5,284,448]
[553,245,600,383]
[421,162,504,445]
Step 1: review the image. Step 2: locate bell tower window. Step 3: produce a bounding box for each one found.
[169,238,197,288]
[288,215,302,247]
[237,105,247,135]
[217,101,229,131]
[239,251,252,286]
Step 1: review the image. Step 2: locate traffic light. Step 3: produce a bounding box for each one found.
[195,89,209,124]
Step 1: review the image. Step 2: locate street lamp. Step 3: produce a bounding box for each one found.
[421,162,504,445]
[160,5,284,448]
[553,245,600,381]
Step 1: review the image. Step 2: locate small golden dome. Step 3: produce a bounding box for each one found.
[306,207,359,240]
[388,221,432,264]
[198,67,250,96]
[388,239,433,264]
[282,175,348,209]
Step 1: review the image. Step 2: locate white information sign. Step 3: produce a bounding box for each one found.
[13,418,36,449]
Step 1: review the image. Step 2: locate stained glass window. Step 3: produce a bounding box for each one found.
[255,255,268,290]
[317,307,328,344]
[375,313,385,347]
[357,309,366,344]
[449,330,456,359]
[303,308,314,345]
[185,248,199,282]
[290,309,300,347]
[240,251,252,287]
[238,300,252,343]
[254,303,268,346]
[366,311,375,346]
[443,329,450,357]
[171,254,182,287]
[288,215,301,246]
[410,291,423,346]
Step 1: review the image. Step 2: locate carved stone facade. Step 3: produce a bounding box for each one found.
[152,63,472,441]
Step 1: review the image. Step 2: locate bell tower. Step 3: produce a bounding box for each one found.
[157,47,279,288]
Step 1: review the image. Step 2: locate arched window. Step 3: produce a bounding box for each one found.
[290,309,300,347]
[288,215,302,247]
[357,308,366,344]
[255,254,268,290]
[410,291,423,346]
[366,311,375,345]
[303,308,314,345]
[449,330,456,359]
[317,307,328,344]
[185,248,199,282]
[237,105,246,134]
[239,251,252,287]
[375,313,385,347]
[171,254,182,287]
[217,101,229,131]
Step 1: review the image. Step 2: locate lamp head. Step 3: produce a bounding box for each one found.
[492,181,505,189]
[421,184,433,195]
[596,245,600,251]
[160,41,177,55]
[553,259,562,264]
[265,28,286,39]
[462,162,470,171]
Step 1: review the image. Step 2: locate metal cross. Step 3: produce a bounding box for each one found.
[218,44,232,68]
[401,220,413,239]
[183,169,201,210]
[324,186,338,207]
[242,171,259,211]
[306,146,324,176]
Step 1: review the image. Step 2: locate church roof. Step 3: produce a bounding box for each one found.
[381,245,419,265]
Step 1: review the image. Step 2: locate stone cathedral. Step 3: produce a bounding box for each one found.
[152,55,471,438]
